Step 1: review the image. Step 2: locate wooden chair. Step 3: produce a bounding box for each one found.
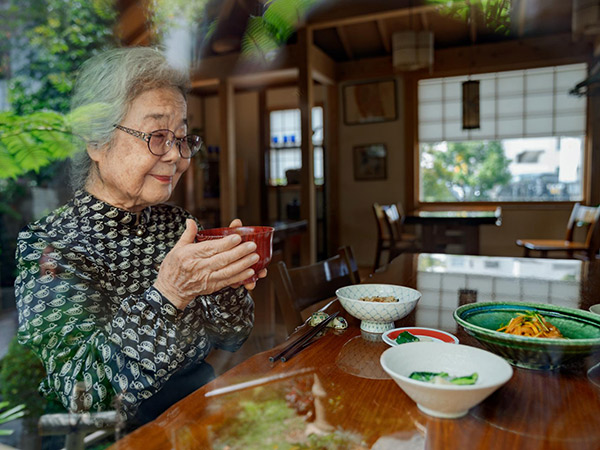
[373,203,416,271]
[516,203,600,260]
[385,203,419,246]
[272,246,359,336]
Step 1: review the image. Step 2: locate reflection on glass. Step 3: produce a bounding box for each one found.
[415,254,582,330]
[336,335,390,380]
[202,372,365,449]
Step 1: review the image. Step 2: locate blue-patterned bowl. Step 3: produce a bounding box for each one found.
[336,284,421,333]
[454,302,600,370]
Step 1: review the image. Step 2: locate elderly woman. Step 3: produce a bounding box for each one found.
[14,47,263,424]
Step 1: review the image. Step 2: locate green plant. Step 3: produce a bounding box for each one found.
[0,401,27,436]
[0,110,82,180]
[426,0,511,35]
[0,336,47,420]
[421,140,512,202]
[240,0,319,62]
[6,0,117,115]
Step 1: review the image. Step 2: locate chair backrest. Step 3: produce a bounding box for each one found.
[383,204,403,241]
[272,246,359,335]
[565,203,600,259]
[372,203,392,241]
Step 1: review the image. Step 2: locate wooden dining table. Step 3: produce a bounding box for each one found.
[110,253,600,450]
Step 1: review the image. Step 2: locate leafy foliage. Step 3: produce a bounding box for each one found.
[0,336,47,419]
[425,0,511,35]
[0,110,85,180]
[240,0,319,61]
[6,0,117,115]
[149,0,210,41]
[0,401,27,436]
[421,140,512,202]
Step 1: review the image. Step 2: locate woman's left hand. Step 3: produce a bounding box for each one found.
[228,219,267,290]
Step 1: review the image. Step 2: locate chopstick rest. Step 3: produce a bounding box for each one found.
[269,311,340,363]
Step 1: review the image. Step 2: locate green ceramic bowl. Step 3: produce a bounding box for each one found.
[454,302,600,370]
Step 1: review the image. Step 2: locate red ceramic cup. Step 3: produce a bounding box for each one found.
[196,226,274,284]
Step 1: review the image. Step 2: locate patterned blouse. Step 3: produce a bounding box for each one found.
[14,190,254,419]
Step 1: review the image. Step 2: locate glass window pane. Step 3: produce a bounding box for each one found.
[419,123,443,142]
[555,113,586,134]
[526,71,554,93]
[497,97,522,117]
[443,80,462,101]
[444,120,465,140]
[497,118,523,137]
[420,82,442,101]
[443,100,461,121]
[479,77,495,99]
[417,64,586,202]
[497,75,523,95]
[525,116,553,136]
[420,102,443,122]
[525,94,553,114]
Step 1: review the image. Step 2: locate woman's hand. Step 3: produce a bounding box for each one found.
[228,219,268,291]
[154,219,259,310]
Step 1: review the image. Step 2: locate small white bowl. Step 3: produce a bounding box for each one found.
[380,342,513,419]
[336,284,421,333]
[590,304,600,316]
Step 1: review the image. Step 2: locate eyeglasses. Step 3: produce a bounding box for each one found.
[114,124,203,159]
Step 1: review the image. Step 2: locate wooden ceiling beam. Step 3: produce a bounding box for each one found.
[191,42,336,89]
[336,26,354,60]
[376,19,390,53]
[337,33,593,81]
[308,5,439,31]
[311,44,337,85]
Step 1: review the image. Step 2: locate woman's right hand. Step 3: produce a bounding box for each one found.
[154,219,259,310]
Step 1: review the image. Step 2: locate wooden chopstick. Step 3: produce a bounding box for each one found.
[269,311,339,363]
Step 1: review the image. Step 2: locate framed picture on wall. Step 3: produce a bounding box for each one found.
[343,79,397,125]
[353,143,387,181]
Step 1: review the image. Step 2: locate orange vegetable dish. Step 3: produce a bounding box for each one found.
[496,311,564,338]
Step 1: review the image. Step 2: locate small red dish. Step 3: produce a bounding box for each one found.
[382,327,459,346]
[196,226,274,284]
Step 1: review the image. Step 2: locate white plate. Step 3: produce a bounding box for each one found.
[382,327,459,347]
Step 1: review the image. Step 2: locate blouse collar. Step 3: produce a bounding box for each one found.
[72,190,152,227]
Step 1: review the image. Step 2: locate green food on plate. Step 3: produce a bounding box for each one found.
[409,371,479,385]
[395,331,420,344]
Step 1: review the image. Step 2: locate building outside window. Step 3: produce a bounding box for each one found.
[418,63,587,202]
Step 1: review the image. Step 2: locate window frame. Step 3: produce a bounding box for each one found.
[266,103,325,187]
[408,60,592,211]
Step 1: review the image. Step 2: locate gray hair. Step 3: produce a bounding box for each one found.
[69,47,191,191]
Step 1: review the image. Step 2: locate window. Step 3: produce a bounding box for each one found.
[268,107,324,186]
[418,63,587,202]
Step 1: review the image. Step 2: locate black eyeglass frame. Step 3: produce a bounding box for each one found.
[113,124,202,159]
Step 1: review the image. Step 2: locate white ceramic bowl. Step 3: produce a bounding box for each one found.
[380,342,513,419]
[336,284,421,333]
[590,304,600,316]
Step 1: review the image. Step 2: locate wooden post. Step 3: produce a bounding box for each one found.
[219,78,237,225]
[298,27,317,264]
[404,74,418,212]
[326,84,340,253]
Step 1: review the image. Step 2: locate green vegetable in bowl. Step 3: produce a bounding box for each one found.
[395,331,420,344]
[409,371,479,385]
